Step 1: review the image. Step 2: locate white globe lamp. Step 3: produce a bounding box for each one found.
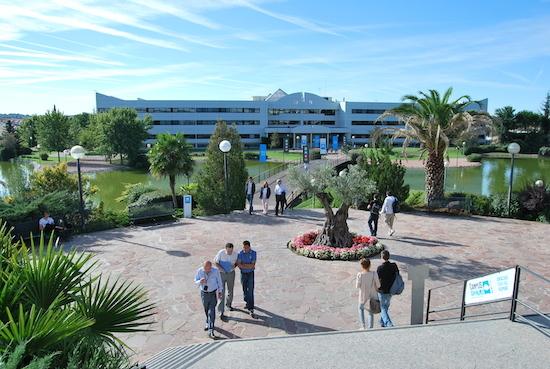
[219,140,231,153]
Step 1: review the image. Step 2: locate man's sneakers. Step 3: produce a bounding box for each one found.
[219,313,228,322]
[388,229,395,237]
[208,330,216,339]
[228,305,235,312]
[204,323,208,331]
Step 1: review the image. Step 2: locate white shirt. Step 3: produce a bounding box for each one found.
[260,188,269,199]
[275,183,286,195]
[214,249,238,273]
[247,182,254,195]
[39,216,54,229]
[381,196,396,214]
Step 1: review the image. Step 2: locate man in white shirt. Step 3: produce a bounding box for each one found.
[214,243,238,320]
[381,191,397,236]
[194,260,223,338]
[38,211,55,231]
[274,179,287,216]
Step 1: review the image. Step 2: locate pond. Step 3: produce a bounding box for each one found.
[1,157,548,210]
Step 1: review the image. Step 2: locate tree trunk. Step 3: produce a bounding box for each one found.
[313,194,354,248]
[57,151,60,162]
[425,150,445,203]
[120,154,123,165]
[169,175,177,208]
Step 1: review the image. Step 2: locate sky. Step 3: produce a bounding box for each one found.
[0,0,549,115]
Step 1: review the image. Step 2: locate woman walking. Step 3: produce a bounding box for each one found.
[356,258,380,329]
[259,181,271,215]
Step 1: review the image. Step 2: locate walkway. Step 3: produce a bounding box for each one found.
[65,209,550,362]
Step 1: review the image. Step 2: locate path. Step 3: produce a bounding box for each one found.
[64,209,550,361]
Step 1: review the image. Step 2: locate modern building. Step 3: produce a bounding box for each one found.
[96,89,488,149]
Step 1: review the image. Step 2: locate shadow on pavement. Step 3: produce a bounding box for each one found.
[394,236,465,248]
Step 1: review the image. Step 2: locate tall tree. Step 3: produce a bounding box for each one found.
[17,115,38,148]
[269,132,280,149]
[540,92,550,135]
[196,121,248,214]
[288,165,376,247]
[147,133,194,207]
[36,107,73,162]
[377,88,493,203]
[494,106,516,141]
[514,110,542,132]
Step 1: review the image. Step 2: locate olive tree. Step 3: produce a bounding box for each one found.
[288,164,376,247]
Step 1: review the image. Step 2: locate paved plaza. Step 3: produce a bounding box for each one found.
[66,209,550,361]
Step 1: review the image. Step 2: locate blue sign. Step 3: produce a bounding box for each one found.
[320,138,327,155]
[332,135,339,151]
[184,195,191,204]
[313,135,320,148]
[259,144,267,162]
[301,135,307,148]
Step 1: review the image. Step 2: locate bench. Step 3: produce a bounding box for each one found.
[9,216,70,244]
[129,201,175,223]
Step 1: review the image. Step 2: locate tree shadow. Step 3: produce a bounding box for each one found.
[394,236,465,248]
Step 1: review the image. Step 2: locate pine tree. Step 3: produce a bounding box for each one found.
[196,121,248,214]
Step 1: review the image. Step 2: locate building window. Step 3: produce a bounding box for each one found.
[196,134,211,139]
[173,107,196,113]
[303,120,335,125]
[351,109,387,114]
[268,120,300,126]
[351,121,376,125]
[240,134,260,139]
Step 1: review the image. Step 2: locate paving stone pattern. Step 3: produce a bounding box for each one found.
[65,209,550,361]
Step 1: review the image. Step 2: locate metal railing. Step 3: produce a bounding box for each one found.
[425,265,549,336]
[252,158,302,184]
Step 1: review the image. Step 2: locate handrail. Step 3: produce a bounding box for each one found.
[518,265,550,284]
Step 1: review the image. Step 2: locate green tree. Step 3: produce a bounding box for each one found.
[269,132,280,149]
[377,88,493,203]
[69,113,90,145]
[356,149,409,201]
[36,107,73,162]
[147,133,194,207]
[29,163,79,197]
[196,121,248,214]
[541,92,550,136]
[0,133,19,161]
[515,110,542,132]
[17,115,39,148]
[494,106,516,142]
[288,164,376,247]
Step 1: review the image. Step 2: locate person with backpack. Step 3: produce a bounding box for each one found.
[381,191,399,237]
[377,250,400,328]
[367,194,382,237]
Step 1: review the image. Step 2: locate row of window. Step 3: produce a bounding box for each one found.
[149,134,260,140]
[351,121,401,126]
[268,120,336,126]
[152,120,260,126]
[268,109,336,115]
[351,109,387,114]
[140,107,260,113]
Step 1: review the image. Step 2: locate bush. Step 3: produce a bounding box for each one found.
[244,152,259,160]
[405,190,425,207]
[17,146,32,156]
[491,193,520,217]
[30,163,80,196]
[466,194,493,215]
[464,144,507,155]
[538,146,550,157]
[310,148,321,160]
[40,152,49,161]
[466,153,482,162]
[86,203,130,232]
[0,190,79,223]
[128,152,149,169]
[117,183,157,205]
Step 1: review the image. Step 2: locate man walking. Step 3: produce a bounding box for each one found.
[194,260,223,338]
[377,250,398,328]
[367,194,382,237]
[214,243,238,320]
[381,191,398,236]
[237,240,257,317]
[274,179,287,216]
[245,177,256,214]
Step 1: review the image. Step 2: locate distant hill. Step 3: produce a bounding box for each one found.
[0,113,30,119]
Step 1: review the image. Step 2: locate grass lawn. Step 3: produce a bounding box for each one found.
[20,151,76,165]
[352,146,466,160]
[244,149,303,162]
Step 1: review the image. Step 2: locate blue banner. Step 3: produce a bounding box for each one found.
[320,138,327,155]
[332,135,339,151]
[259,144,267,162]
[313,135,320,148]
[301,135,307,148]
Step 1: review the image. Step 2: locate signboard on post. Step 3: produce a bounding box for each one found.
[301,135,307,149]
[313,135,320,148]
[259,144,267,162]
[302,145,310,164]
[183,195,192,218]
[283,136,289,153]
[320,138,327,155]
[332,135,339,151]
[464,268,517,306]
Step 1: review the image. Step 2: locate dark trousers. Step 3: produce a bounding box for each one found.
[275,194,285,215]
[201,290,217,331]
[241,271,255,310]
[246,194,254,214]
[368,213,379,236]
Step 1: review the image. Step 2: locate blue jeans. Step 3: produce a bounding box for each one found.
[358,303,373,329]
[241,271,255,310]
[246,194,253,213]
[378,293,393,327]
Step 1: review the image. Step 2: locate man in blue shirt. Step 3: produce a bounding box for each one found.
[194,260,223,338]
[237,240,257,316]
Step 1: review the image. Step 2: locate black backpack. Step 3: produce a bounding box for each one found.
[392,197,400,213]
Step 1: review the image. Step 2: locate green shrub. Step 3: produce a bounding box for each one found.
[466,194,493,215]
[116,183,157,205]
[39,152,49,161]
[405,190,425,207]
[538,146,550,157]
[30,163,80,196]
[464,144,507,155]
[491,193,520,217]
[85,203,130,232]
[243,152,260,160]
[310,148,321,160]
[466,153,482,162]
[0,190,79,223]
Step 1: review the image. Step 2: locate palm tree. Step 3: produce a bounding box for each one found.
[147,133,194,207]
[377,88,493,203]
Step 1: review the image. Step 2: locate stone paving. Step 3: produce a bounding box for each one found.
[65,209,550,362]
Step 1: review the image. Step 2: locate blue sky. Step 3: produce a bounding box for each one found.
[1,0,549,115]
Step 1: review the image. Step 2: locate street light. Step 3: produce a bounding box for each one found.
[507,142,521,215]
[535,179,544,188]
[352,135,356,148]
[219,140,231,213]
[296,135,300,149]
[70,145,86,229]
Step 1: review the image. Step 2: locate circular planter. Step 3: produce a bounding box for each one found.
[287,230,385,261]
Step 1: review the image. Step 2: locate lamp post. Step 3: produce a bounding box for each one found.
[352,135,356,148]
[70,145,86,229]
[219,140,232,213]
[296,135,300,150]
[507,142,521,215]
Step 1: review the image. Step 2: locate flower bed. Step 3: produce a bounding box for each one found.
[287,230,385,261]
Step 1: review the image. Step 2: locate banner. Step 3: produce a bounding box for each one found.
[302,145,310,163]
[332,135,339,151]
[259,144,267,162]
[320,138,327,155]
[283,136,289,153]
[464,268,516,306]
[313,135,320,148]
[301,135,307,149]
